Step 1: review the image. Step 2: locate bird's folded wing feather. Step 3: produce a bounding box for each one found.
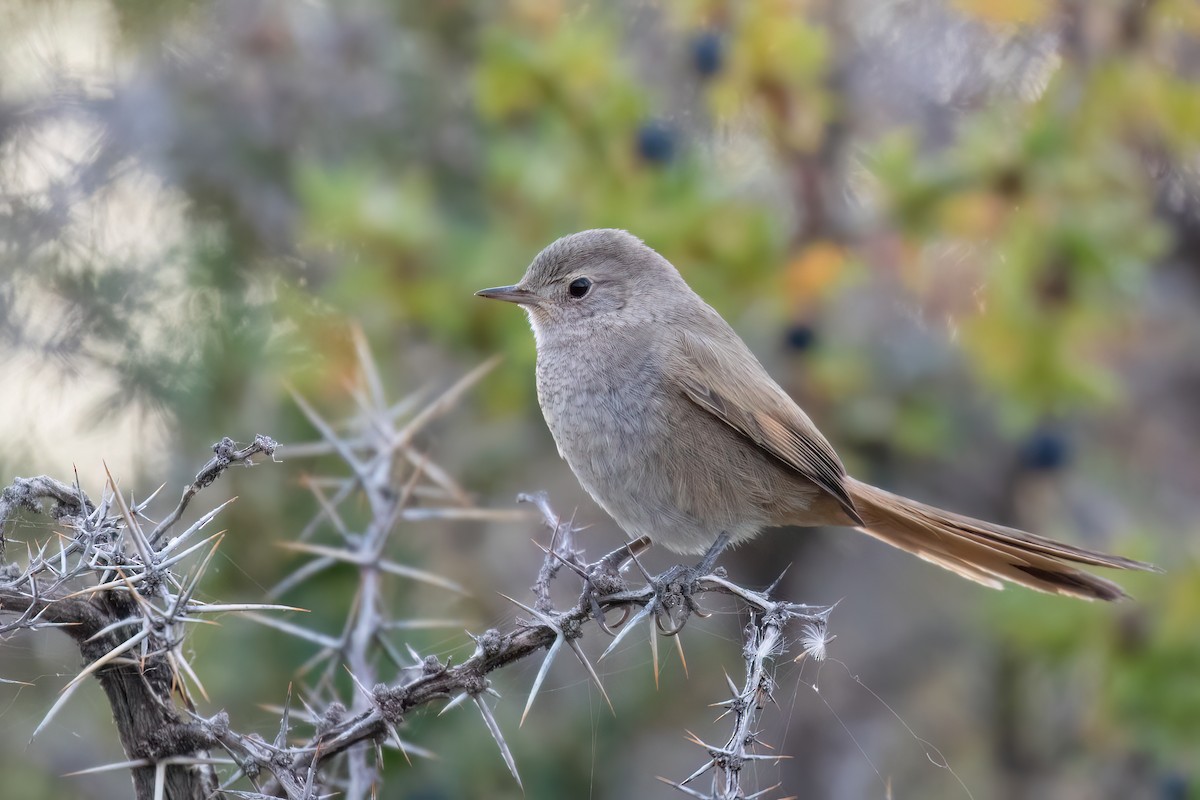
[669,327,863,525]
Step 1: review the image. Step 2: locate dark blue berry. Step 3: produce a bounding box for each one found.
[1158,773,1188,800]
[1019,427,1070,471]
[636,121,676,165]
[691,31,724,78]
[784,322,817,352]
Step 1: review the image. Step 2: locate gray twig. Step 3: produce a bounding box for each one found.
[149,434,279,546]
[0,436,280,800]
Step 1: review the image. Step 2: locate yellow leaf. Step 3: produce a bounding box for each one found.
[939,190,1006,238]
[785,241,844,306]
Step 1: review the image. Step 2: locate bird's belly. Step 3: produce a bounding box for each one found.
[538,371,787,554]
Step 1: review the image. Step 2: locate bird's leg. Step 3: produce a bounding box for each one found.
[695,531,731,575]
[654,532,730,636]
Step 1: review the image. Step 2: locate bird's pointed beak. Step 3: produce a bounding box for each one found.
[475,285,538,305]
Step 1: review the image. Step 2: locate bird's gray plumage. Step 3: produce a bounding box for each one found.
[513,229,860,552]
[478,228,1159,599]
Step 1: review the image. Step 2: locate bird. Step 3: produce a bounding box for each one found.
[476,229,1158,601]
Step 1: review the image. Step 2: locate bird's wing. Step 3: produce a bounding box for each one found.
[669,326,863,525]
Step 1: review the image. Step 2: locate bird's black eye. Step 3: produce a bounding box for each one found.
[568,277,592,298]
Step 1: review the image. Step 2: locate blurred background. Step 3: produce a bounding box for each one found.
[1,0,1198,798]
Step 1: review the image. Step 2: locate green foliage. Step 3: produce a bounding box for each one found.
[3,0,1200,797]
[873,69,1169,428]
[292,5,788,411]
[990,557,1200,763]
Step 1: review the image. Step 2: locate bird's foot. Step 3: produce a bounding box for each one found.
[579,536,652,635]
[653,532,730,636]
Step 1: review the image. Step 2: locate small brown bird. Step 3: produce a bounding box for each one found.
[477,229,1157,601]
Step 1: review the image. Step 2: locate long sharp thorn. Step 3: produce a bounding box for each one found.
[183,603,307,614]
[276,541,467,594]
[295,477,357,542]
[565,638,613,715]
[402,447,471,506]
[649,608,660,689]
[472,695,522,791]
[599,604,653,661]
[274,684,294,749]
[497,593,559,629]
[71,465,87,512]
[103,463,153,563]
[63,629,150,694]
[297,695,321,728]
[531,540,588,579]
[62,758,152,776]
[133,482,167,513]
[654,777,709,799]
[374,738,387,781]
[32,630,148,740]
[85,615,143,643]
[438,692,470,716]
[301,478,352,541]
[350,324,387,411]
[287,385,366,476]
[159,499,236,557]
[387,383,432,423]
[268,555,337,599]
[626,543,655,583]
[375,632,409,670]
[381,732,436,761]
[384,618,464,631]
[29,686,81,743]
[173,533,225,614]
[674,635,689,679]
[377,559,467,595]
[392,357,501,450]
[764,564,792,597]
[172,649,209,702]
[680,754,718,786]
[242,613,341,649]
[342,664,374,704]
[156,531,227,570]
[383,719,412,766]
[520,636,563,727]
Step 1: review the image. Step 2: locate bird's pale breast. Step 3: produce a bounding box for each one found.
[534,323,818,554]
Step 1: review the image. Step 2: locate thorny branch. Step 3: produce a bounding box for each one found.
[0,434,279,800]
[149,436,279,546]
[1,339,834,800]
[246,498,833,800]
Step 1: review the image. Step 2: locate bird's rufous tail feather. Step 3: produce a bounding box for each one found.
[846,478,1159,601]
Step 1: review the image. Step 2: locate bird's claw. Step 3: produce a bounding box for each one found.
[651,569,708,637]
[581,537,652,635]
[650,532,730,637]
[593,603,631,636]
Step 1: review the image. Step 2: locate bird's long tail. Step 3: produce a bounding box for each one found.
[845,478,1159,601]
